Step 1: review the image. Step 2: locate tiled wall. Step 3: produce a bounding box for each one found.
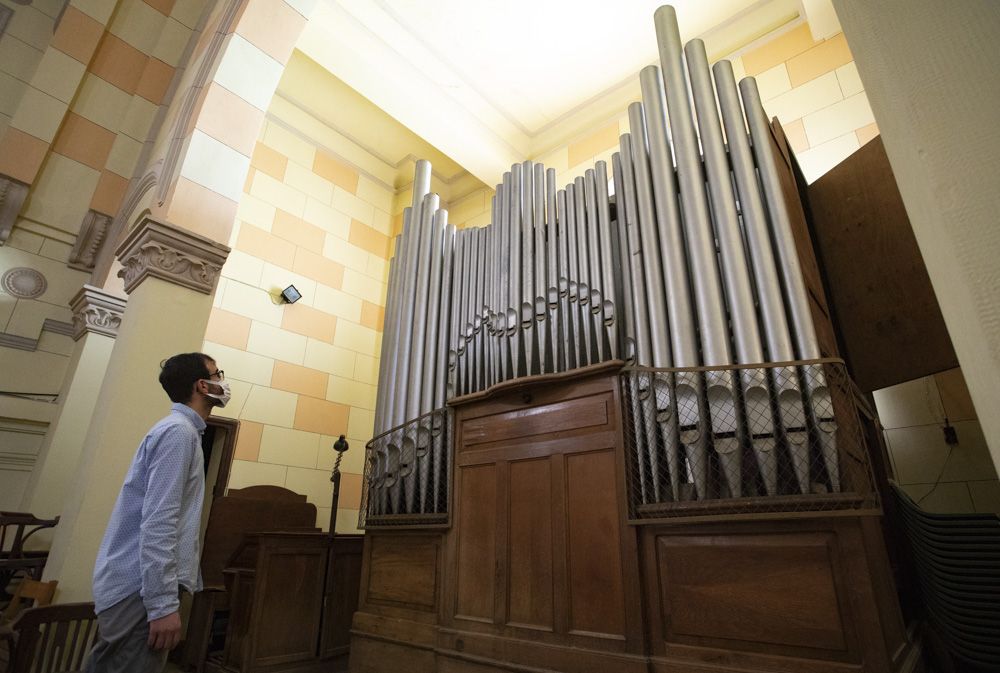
[206,116,393,533]
[874,368,999,513]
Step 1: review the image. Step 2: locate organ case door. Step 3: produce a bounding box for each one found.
[440,364,645,667]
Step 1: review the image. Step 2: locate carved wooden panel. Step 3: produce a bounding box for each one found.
[507,457,554,630]
[367,534,439,610]
[461,394,609,447]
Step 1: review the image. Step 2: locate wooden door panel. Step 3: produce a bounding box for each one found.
[507,457,555,630]
[455,464,497,622]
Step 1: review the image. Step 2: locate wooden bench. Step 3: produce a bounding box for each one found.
[3,602,97,673]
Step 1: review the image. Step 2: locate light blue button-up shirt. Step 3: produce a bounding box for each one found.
[93,403,206,620]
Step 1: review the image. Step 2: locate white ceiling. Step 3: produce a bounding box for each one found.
[297,0,836,185]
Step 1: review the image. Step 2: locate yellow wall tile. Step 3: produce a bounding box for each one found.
[11,87,68,143]
[118,95,159,141]
[313,150,359,194]
[742,23,816,76]
[755,63,792,102]
[332,187,374,225]
[272,209,325,250]
[359,301,384,332]
[346,407,374,441]
[236,194,277,232]
[836,62,863,97]
[370,208,391,236]
[786,34,853,88]
[802,92,874,147]
[32,48,86,104]
[341,268,384,305]
[935,368,977,422]
[5,4,54,49]
[202,341,274,386]
[236,223,296,269]
[353,353,379,385]
[204,307,252,350]
[227,459,287,490]
[247,321,307,364]
[284,466,338,506]
[567,121,619,168]
[105,134,143,177]
[762,71,843,125]
[259,424,320,469]
[355,175,392,212]
[144,0,178,16]
[152,16,191,67]
[294,395,350,436]
[0,36,44,82]
[23,154,100,233]
[795,132,859,183]
[326,376,377,410]
[293,248,345,289]
[333,320,377,355]
[250,170,306,217]
[322,236,369,273]
[283,160,334,203]
[303,339,356,378]
[281,303,337,343]
[234,420,263,461]
[303,197,350,238]
[110,0,166,54]
[271,360,330,399]
[259,262,317,306]
[241,385,297,427]
[0,72,28,118]
[262,121,316,167]
[218,280,284,327]
[347,219,389,258]
[220,249,265,286]
[313,285,362,322]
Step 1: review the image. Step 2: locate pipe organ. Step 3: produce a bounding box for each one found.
[352,6,913,673]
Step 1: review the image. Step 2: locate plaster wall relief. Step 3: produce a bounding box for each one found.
[69,284,126,340]
[115,216,229,295]
[0,175,30,245]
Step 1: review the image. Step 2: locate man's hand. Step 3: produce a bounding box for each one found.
[148,611,182,651]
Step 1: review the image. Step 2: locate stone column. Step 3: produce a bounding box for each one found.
[43,217,229,601]
[20,285,127,535]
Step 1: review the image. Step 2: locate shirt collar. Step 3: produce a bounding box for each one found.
[172,402,207,433]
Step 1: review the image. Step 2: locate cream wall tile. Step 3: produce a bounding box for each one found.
[940,421,998,482]
[72,0,117,23]
[901,482,974,514]
[303,339,356,377]
[968,480,1000,513]
[219,279,284,326]
[341,268,385,305]
[180,130,251,202]
[0,347,68,393]
[227,459,287,490]
[152,17,192,67]
[250,171,306,217]
[285,0,319,19]
[32,48,86,104]
[109,0,164,52]
[35,330,74,356]
[106,134,143,178]
[333,507,360,534]
[346,407,374,442]
[322,236,368,273]
[170,0,204,28]
[802,92,874,147]
[464,211,492,229]
[795,132,859,183]
[4,228,44,254]
[304,197,351,238]
[259,262,317,306]
[353,354,379,385]
[885,425,950,485]
[38,238,70,263]
[761,71,843,126]
[835,62,863,97]
[262,121,316,168]
[119,96,159,141]
[313,284,362,322]
[0,73,28,118]
[247,322,307,364]
[332,187,374,225]
[22,155,100,233]
[370,208,391,236]
[318,435,366,473]
[236,193,277,232]
[532,146,569,174]
[220,249,265,286]
[240,385,297,427]
[284,161,334,203]
[213,278,227,308]
[285,466,336,504]
[6,298,68,338]
[333,321,378,355]
[259,425,320,469]
[213,34,283,111]
[872,376,945,429]
[0,296,14,331]
[755,63,792,102]
[201,341,274,386]
[6,6,54,49]
[355,175,393,212]
[366,254,387,281]
[326,376,377,410]
[0,37,43,82]
[11,87,67,142]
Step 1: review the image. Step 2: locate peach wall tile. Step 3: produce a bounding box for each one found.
[293,248,345,289]
[347,219,389,258]
[163,177,238,244]
[0,128,49,183]
[52,6,105,64]
[786,34,853,88]
[742,23,816,76]
[250,142,287,181]
[294,396,350,436]
[567,121,619,168]
[236,223,297,269]
[235,0,306,65]
[144,0,177,16]
[782,118,809,154]
[856,123,879,146]
[360,301,384,332]
[197,83,265,157]
[234,419,263,461]
[271,360,329,398]
[313,151,358,194]
[135,57,175,104]
[282,302,337,342]
[51,112,116,170]
[339,472,362,510]
[273,209,325,250]
[90,34,147,94]
[204,307,252,350]
[90,170,129,215]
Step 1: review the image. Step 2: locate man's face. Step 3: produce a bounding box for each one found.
[199,360,226,405]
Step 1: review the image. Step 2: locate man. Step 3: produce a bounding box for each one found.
[84,353,231,673]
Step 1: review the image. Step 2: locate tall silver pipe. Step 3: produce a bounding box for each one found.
[565,182,589,367]
[448,231,466,400]
[545,168,560,374]
[499,173,513,381]
[556,189,576,371]
[509,166,524,377]
[583,170,606,363]
[521,161,536,375]
[375,234,402,434]
[594,161,618,360]
[533,162,548,374]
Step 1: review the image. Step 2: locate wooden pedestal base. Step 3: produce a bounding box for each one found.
[349,367,917,673]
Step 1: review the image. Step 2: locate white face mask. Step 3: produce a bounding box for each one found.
[201,379,231,408]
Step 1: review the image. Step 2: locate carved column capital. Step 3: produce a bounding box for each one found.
[70,285,128,341]
[115,216,230,295]
[0,173,31,246]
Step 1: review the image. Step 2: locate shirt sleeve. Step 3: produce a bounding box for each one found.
[138,423,194,621]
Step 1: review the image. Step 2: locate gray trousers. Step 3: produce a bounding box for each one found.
[83,593,168,673]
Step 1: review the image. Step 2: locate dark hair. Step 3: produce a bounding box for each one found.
[159,352,214,403]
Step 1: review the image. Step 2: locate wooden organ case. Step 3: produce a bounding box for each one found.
[349,8,930,672]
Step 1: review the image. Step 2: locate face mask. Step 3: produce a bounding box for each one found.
[201,379,231,408]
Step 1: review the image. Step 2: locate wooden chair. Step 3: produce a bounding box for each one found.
[0,513,59,602]
[890,482,1000,672]
[4,602,97,673]
[2,579,58,625]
